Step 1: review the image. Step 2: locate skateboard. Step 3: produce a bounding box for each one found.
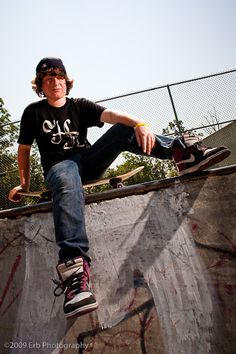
[17,166,144,201]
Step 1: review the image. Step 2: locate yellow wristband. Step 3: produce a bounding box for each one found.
[134,122,149,129]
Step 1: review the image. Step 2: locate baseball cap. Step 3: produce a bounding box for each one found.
[36,57,66,75]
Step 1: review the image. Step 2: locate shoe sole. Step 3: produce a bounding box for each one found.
[65,301,98,318]
[178,148,231,176]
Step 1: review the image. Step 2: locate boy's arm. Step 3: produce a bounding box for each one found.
[100,108,156,155]
[18,144,31,190]
[8,144,32,202]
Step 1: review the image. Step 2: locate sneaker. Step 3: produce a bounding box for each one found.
[173,133,231,176]
[53,256,98,318]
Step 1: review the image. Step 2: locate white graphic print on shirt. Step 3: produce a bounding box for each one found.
[42,119,85,149]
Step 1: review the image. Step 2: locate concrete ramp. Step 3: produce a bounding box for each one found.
[0,166,236,354]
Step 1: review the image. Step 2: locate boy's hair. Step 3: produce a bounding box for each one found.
[31,68,74,97]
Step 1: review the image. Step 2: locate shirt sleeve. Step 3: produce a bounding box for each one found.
[77,98,106,128]
[17,105,36,145]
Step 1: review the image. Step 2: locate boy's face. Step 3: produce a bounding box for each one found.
[41,72,67,101]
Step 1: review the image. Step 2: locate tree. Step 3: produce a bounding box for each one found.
[162,119,185,136]
[0,98,19,209]
[0,98,18,147]
[0,98,44,209]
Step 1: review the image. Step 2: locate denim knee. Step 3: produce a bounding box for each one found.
[45,159,82,193]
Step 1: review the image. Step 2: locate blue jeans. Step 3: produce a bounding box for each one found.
[45,124,181,262]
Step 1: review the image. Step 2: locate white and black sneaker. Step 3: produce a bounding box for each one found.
[173,133,231,176]
[53,257,98,318]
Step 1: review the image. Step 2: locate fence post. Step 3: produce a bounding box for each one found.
[167,85,182,134]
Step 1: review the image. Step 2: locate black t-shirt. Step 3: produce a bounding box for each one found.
[18,97,105,175]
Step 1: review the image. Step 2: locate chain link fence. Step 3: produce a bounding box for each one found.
[1,69,235,210]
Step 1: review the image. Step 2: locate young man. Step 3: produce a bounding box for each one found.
[9,57,230,318]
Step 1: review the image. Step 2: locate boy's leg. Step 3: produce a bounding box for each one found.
[79,124,230,180]
[45,159,98,317]
[79,123,176,181]
[45,159,89,262]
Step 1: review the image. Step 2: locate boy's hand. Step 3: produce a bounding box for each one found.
[135,125,156,155]
[8,186,24,203]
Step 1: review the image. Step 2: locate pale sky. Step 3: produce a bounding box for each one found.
[1,0,236,123]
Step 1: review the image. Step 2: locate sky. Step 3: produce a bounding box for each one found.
[1,0,236,123]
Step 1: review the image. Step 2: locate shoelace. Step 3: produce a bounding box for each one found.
[53,272,87,297]
[52,278,67,296]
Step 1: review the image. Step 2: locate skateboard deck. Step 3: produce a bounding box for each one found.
[17,166,144,199]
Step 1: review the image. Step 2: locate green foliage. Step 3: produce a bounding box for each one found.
[0,98,19,185]
[0,98,18,149]
[162,119,185,136]
[86,152,177,194]
[0,98,44,209]
[0,98,19,209]
[162,117,202,137]
[30,144,45,191]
